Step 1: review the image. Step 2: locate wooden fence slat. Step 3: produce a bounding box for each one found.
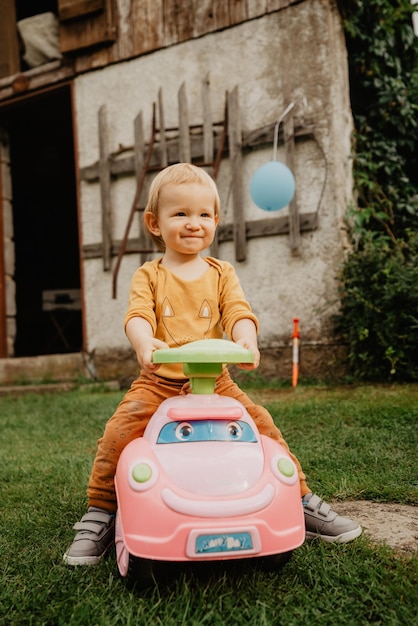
[283,113,300,255]
[228,86,246,261]
[202,73,213,164]
[158,88,168,168]
[134,111,145,183]
[134,111,151,265]
[98,105,112,270]
[178,82,191,163]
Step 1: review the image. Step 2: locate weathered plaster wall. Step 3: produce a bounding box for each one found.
[74,1,353,381]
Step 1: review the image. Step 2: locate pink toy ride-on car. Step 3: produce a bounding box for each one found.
[114,339,305,587]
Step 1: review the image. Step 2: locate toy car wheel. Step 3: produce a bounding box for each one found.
[115,511,155,588]
[126,555,155,589]
[115,511,130,578]
[256,551,293,572]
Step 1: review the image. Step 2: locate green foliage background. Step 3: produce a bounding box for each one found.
[335,0,418,381]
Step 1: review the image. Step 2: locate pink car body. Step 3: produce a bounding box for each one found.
[115,391,305,578]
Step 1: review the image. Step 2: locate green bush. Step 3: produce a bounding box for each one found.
[336,231,418,381]
[335,0,418,381]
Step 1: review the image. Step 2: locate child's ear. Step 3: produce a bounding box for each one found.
[144,212,160,236]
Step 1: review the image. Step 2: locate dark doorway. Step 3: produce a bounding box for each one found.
[2,85,82,356]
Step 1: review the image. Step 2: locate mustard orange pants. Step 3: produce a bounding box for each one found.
[87,368,309,511]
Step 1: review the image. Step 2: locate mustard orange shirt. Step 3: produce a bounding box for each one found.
[124,257,259,379]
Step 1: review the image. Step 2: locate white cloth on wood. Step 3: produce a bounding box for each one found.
[17,12,62,68]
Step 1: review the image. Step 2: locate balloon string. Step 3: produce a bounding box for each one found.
[273,102,296,161]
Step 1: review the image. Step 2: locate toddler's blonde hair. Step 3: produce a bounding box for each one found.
[144,163,220,252]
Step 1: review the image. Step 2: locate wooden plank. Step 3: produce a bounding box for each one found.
[79,121,314,181]
[244,122,313,150]
[193,0,216,37]
[59,0,116,53]
[266,0,290,10]
[283,113,300,255]
[133,0,164,55]
[134,111,145,201]
[176,0,195,42]
[98,105,112,270]
[212,0,230,29]
[217,212,317,242]
[134,111,151,265]
[74,48,111,74]
[82,212,318,259]
[0,132,7,356]
[229,0,248,24]
[178,82,191,163]
[0,0,20,80]
[115,0,134,58]
[158,88,168,168]
[163,0,179,46]
[228,86,246,261]
[112,104,156,297]
[247,0,268,19]
[202,73,213,164]
[58,0,104,21]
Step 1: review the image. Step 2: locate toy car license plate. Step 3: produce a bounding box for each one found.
[196,531,253,554]
[186,527,262,558]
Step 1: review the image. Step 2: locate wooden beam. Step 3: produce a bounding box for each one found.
[134,111,151,266]
[178,82,191,163]
[284,113,300,255]
[202,73,213,164]
[158,88,168,168]
[81,212,318,260]
[98,105,112,270]
[79,122,314,182]
[228,86,246,261]
[0,138,6,356]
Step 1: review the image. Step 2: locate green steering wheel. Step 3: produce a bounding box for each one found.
[152,339,254,394]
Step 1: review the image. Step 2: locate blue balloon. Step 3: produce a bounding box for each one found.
[250,161,295,211]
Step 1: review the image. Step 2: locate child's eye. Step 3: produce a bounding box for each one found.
[175,211,186,216]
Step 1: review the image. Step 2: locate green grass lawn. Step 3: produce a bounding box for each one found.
[1,384,417,625]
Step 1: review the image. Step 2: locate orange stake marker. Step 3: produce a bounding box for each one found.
[292,318,300,388]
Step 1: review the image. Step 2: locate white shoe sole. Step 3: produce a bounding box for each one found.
[63,552,103,566]
[305,525,362,543]
[63,541,114,566]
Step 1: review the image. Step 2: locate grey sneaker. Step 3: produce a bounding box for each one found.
[303,493,362,543]
[63,507,115,566]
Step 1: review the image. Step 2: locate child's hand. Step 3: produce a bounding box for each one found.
[126,318,169,373]
[136,337,169,373]
[234,337,260,370]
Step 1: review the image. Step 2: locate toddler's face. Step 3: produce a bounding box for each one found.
[147,183,219,256]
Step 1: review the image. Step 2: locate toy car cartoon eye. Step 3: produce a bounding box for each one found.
[227,421,243,440]
[175,422,194,440]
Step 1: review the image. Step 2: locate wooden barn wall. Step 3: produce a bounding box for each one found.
[0,1,306,101]
[72,0,304,73]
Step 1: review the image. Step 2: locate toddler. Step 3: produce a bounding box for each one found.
[64,163,361,565]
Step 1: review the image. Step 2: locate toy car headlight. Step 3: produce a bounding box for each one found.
[270,455,298,486]
[128,459,159,491]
